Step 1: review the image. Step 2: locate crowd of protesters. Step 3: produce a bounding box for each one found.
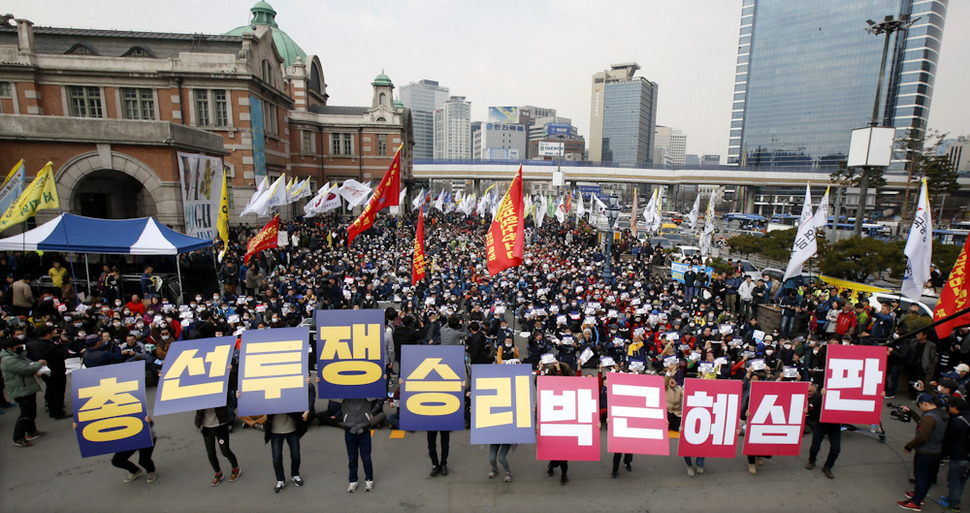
[1,207,969,510]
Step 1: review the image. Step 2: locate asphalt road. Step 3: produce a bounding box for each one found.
[0,372,951,513]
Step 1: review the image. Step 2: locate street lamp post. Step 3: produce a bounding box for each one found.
[602,192,619,282]
[853,14,918,237]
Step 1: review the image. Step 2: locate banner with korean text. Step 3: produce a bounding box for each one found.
[607,373,669,455]
[470,364,534,444]
[153,336,236,415]
[317,309,386,399]
[537,375,599,461]
[677,378,742,458]
[177,151,223,240]
[400,345,465,431]
[821,344,886,424]
[72,361,154,458]
[742,381,809,456]
[237,327,309,416]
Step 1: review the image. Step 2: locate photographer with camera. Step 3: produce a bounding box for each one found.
[896,393,949,511]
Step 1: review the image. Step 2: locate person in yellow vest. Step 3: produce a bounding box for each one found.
[48,261,67,297]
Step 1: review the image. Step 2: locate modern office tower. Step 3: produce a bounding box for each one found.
[400,79,450,159]
[728,0,948,169]
[654,126,687,166]
[589,63,659,164]
[433,96,471,159]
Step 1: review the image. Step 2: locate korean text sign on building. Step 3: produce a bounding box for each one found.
[316,309,386,399]
[537,375,599,461]
[743,381,809,456]
[400,345,465,431]
[607,373,669,455]
[821,344,887,424]
[154,336,235,415]
[470,364,534,444]
[72,361,153,458]
[237,326,309,416]
[677,378,742,458]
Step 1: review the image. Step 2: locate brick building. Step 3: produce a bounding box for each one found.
[0,1,411,231]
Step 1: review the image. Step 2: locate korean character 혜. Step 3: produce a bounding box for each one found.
[316,309,385,399]
[470,364,535,445]
[400,345,465,431]
[72,361,154,458]
[237,326,309,416]
[153,336,235,416]
[677,378,742,459]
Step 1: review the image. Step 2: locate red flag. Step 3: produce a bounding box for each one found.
[934,235,970,338]
[347,145,401,246]
[564,190,573,216]
[412,205,427,286]
[485,166,524,275]
[244,216,278,264]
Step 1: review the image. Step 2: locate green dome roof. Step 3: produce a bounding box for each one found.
[372,71,394,88]
[226,1,307,68]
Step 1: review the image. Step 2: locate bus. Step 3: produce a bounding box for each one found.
[767,213,800,232]
[723,213,767,231]
[933,229,969,247]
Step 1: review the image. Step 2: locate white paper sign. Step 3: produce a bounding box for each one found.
[749,359,766,371]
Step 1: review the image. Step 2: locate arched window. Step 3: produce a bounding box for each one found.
[122,46,155,58]
[65,43,97,55]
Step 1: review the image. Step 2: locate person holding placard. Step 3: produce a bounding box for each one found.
[342,397,382,492]
[194,405,241,486]
[495,335,519,364]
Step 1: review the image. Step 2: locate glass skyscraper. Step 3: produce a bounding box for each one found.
[400,79,450,160]
[589,63,658,165]
[728,0,948,169]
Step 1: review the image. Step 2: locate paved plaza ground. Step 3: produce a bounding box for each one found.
[0,369,946,513]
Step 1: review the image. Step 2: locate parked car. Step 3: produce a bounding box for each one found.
[868,292,935,317]
[671,245,702,263]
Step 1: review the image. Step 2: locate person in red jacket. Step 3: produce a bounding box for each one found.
[834,302,858,339]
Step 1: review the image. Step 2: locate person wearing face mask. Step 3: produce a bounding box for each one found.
[495,335,519,364]
[1,338,49,446]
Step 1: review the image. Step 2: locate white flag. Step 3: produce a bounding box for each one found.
[240,176,269,216]
[650,188,662,233]
[901,179,933,301]
[434,190,445,212]
[555,197,566,223]
[339,179,373,208]
[592,193,608,217]
[642,189,657,229]
[255,174,287,217]
[412,188,426,210]
[688,193,701,230]
[476,191,490,217]
[813,186,830,230]
[289,178,312,202]
[576,191,586,219]
[536,195,547,228]
[700,187,717,256]
[782,184,817,282]
[399,187,408,206]
[317,181,331,196]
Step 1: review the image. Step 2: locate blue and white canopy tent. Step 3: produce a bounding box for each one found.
[0,213,213,300]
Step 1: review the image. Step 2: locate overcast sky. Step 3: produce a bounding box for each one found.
[14,0,970,161]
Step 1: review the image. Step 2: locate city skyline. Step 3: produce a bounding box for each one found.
[11,0,969,163]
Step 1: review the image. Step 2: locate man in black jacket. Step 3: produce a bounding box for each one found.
[805,383,840,479]
[30,327,69,419]
[941,397,970,511]
[466,322,490,365]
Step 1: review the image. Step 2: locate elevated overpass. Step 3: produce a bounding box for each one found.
[411,159,966,188]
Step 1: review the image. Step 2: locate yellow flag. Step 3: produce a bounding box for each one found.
[2,159,24,188]
[217,168,230,261]
[0,162,59,232]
